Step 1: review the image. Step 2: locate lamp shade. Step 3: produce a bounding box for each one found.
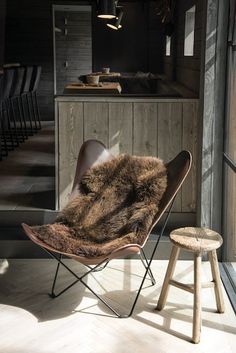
[97,0,116,19]
[107,7,123,30]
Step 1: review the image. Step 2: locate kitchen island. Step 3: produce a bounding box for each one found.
[55,95,199,227]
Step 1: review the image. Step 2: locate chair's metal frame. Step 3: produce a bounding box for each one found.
[43,198,175,318]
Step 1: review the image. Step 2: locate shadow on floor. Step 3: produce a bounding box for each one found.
[0,259,86,322]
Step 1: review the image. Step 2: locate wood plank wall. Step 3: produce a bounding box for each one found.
[163,0,204,94]
[55,10,92,95]
[55,98,199,213]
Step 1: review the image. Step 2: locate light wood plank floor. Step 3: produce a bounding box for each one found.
[0,259,235,353]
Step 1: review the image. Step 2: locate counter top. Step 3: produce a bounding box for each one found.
[64,82,122,94]
[55,95,199,103]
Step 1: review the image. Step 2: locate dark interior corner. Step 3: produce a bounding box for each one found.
[2,0,203,121]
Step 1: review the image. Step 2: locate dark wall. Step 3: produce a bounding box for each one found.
[0,0,6,70]
[93,1,164,73]
[148,1,165,74]
[5,0,165,120]
[5,0,54,120]
[93,2,148,73]
[94,1,165,73]
[163,0,204,94]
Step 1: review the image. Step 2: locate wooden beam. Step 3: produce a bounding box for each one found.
[197,0,229,242]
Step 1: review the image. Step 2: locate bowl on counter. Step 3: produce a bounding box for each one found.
[86,75,100,85]
[102,67,110,74]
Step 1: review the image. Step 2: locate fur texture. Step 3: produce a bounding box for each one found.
[30,154,167,258]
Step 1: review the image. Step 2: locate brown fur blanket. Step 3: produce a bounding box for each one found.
[27,154,167,258]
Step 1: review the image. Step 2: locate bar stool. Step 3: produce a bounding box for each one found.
[29,65,42,130]
[156,227,225,344]
[9,67,28,140]
[21,66,34,134]
[1,68,20,148]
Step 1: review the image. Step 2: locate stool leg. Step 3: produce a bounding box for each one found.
[208,250,225,313]
[156,245,180,310]
[192,253,201,344]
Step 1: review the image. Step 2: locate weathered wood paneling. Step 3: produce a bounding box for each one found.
[108,103,133,155]
[158,102,182,212]
[57,102,83,209]
[55,10,92,95]
[133,103,158,156]
[182,101,198,212]
[84,102,109,146]
[56,98,199,214]
[198,0,228,240]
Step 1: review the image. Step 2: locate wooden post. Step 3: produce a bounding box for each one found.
[192,253,202,344]
[197,0,229,238]
[209,250,225,313]
[156,245,180,310]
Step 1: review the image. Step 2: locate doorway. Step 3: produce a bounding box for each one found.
[53,4,92,95]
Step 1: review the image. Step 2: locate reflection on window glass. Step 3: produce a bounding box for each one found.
[184,5,196,56]
[166,36,171,56]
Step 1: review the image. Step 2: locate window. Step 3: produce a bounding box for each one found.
[166,36,171,56]
[184,5,196,56]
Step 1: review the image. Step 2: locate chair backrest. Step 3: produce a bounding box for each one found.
[30,65,42,92]
[2,68,15,100]
[21,66,33,94]
[151,150,192,229]
[69,141,192,230]
[10,67,25,97]
[69,140,114,201]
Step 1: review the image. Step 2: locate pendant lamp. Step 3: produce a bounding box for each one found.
[107,7,123,30]
[97,0,116,19]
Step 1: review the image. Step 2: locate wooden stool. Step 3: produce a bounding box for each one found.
[156,227,225,344]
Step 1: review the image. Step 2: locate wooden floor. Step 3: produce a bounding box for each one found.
[0,121,55,210]
[0,259,235,352]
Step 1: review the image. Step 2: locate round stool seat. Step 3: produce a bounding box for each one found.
[170,227,223,253]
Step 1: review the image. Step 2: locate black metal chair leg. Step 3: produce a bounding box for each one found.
[17,96,28,138]
[29,93,39,131]
[50,254,62,297]
[0,109,9,157]
[5,99,20,146]
[139,249,156,285]
[10,99,25,142]
[21,95,33,135]
[3,103,16,150]
[46,250,155,318]
[33,91,41,130]
[25,94,36,132]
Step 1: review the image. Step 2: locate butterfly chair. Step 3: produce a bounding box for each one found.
[22,140,192,318]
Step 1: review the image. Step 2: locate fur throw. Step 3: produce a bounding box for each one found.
[29,154,167,258]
